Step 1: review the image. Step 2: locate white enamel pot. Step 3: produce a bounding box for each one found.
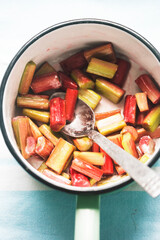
[0,19,160,240]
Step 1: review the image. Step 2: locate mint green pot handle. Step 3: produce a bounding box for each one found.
[74,194,100,240]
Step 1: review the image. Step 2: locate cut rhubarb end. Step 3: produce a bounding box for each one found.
[38,162,48,173]
[92,142,100,152]
[25,136,36,156]
[18,61,36,95]
[71,69,95,89]
[95,109,121,121]
[122,132,139,158]
[142,105,160,132]
[100,148,114,175]
[70,168,90,187]
[96,113,126,136]
[111,58,131,87]
[58,71,78,90]
[107,133,123,149]
[34,62,56,77]
[73,137,93,151]
[46,138,75,174]
[115,165,126,175]
[50,97,66,132]
[71,158,103,181]
[135,74,160,104]
[60,51,87,74]
[17,94,49,110]
[35,136,54,160]
[23,108,50,123]
[137,126,160,141]
[39,124,59,146]
[65,88,78,121]
[43,169,71,185]
[136,111,147,126]
[139,154,149,164]
[31,72,62,94]
[121,126,138,141]
[139,135,155,155]
[78,89,101,110]
[95,78,125,104]
[29,119,42,140]
[84,43,116,63]
[135,92,149,112]
[86,57,118,79]
[73,151,105,166]
[123,95,137,125]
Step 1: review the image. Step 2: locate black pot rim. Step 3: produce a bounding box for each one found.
[0,18,160,195]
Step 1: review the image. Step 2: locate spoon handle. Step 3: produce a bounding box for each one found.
[88,129,160,198]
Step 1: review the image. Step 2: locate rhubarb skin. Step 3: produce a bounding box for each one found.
[34,62,56,77]
[135,92,149,112]
[35,136,54,160]
[135,74,160,104]
[95,109,121,121]
[96,113,126,136]
[70,168,90,187]
[111,58,131,87]
[121,126,138,141]
[123,95,137,125]
[84,43,116,63]
[142,105,160,132]
[43,169,71,185]
[78,89,101,110]
[31,72,62,94]
[46,138,75,174]
[122,132,139,158]
[107,133,123,148]
[71,69,95,89]
[50,97,66,132]
[71,158,103,181]
[100,148,114,175]
[18,61,36,95]
[65,88,78,122]
[60,51,87,74]
[73,151,105,166]
[23,108,50,123]
[96,78,125,104]
[39,124,59,146]
[136,111,147,126]
[92,142,100,152]
[17,94,49,110]
[73,137,93,151]
[86,57,118,79]
[58,71,78,90]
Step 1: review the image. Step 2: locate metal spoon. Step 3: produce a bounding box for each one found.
[51,92,160,198]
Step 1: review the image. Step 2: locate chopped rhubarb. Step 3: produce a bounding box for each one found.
[135,92,149,112]
[139,154,149,164]
[73,137,93,151]
[34,62,56,77]
[135,74,160,104]
[96,78,125,104]
[46,138,75,174]
[111,58,131,87]
[142,105,160,132]
[86,57,118,79]
[17,94,49,110]
[122,132,139,158]
[60,51,87,74]
[92,142,100,152]
[65,88,78,121]
[58,71,78,89]
[18,61,36,95]
[35,136,54,160]
[107,133,123,149]
[84,43,116,63]
[73,151,105,166]
[137,126,160,141]
[71,158,103,181]
[136,111,147,126]
[123,95,137,125]
[25,136,36,156]
[28,119,42,140]
[96,113,126,136]
[139,136,155,155]
[95,109,121,121]
[39,124,59,146]
[43,169,71,185]
[100,148,114,175]
[31,72,62,94]
[71,69,95,89]
[38,162,48,173]
[78,89,101,110]
[115,165,126,175]
[121,126,138,141]
[70,168,90,187]
[23,108,50,123]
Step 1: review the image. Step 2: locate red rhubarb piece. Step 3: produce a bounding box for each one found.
[35,136,54,160]
[65,88,78,121]
[139,135,155,155]
[43,169,71,185]
[135,74,160,104]
[123,95,137,125]
[25,136,36,156]
[112,58,131,87]
[50,97,66,132]
[100,148,114,175]
[92,142,100,152]
[70,168,91,187]
[58,71,78,90]
[31,72,62,93]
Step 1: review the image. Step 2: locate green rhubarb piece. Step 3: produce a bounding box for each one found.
[142,105,160,132]
[78,89,101,109]
[86,57,118,79]
[38,162,48,173]
[23,108,50,123]
[18,61,36,95]
[96,78,125,103]
[35,62,56,77]
[71,69,95,89]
